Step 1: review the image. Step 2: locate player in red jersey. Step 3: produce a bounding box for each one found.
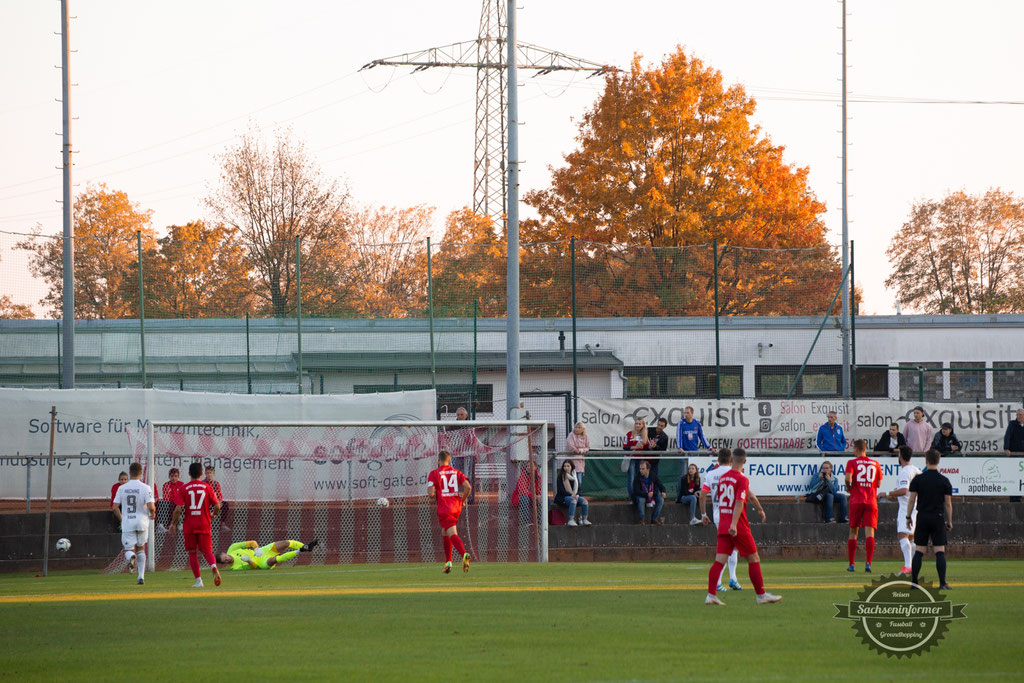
[427,450,472,574]
[705,449,781,606]
[169,462,223,588]
[844,439,883,573]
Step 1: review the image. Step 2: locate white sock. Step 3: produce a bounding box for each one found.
[137,551,146,580]
[900,537,914,567]
[728,550,739,582]
[125,550,135,563]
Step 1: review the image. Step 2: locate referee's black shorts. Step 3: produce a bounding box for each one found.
[914,513,948,546]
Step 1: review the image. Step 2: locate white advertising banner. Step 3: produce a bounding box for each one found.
[681,454,1024,498]
[579,398,1024,497]
[0,388,437,500]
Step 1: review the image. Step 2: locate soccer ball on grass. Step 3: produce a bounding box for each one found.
[376,497,390,508]
[56,538,71,552]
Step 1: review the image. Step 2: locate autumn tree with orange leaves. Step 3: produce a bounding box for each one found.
[523,48,839,317]
[141,221,254,318]
[17,184,156,319]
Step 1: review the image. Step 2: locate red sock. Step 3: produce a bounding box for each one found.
[203,552,217,568]
[451,534,466,557]
[188,552,201,578]
[865,537,875,564]
[708,561,724,595]
[442,536,452,563]
[748,561,765,595]
[847,538,857,564]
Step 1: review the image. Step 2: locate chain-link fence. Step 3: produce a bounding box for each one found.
[1,228,857,414]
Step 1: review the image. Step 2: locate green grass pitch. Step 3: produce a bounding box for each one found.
[1,559,1020,680]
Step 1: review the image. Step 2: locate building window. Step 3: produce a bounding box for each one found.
[898,363,943,401]
[950,362,985,401]
[624,366,742,398]
[993,362,1024,400]
[355,383,493,415]
[755,365,840,398]
[854,367,888,398]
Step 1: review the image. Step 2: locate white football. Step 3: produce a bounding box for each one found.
[56,538,71,552]
[376,497,390,508]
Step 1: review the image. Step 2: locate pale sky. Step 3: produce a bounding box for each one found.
[1,1,1022,316]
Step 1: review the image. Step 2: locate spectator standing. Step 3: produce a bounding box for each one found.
[158,467,185,530]
[873,423,906,455]
[110,471,128,507]
[1003,409,1024,455]
[676,406,711,452]
[931,422,962,455]
[904,406,932,453]
[511,460,543,524]
[631,460,666,525]
[676,463,702,525]
[799,461,848,523]
[554,460,590,527]
[624,418,650,503]
[564,422,590,489]
[204,465,229,532]
[647,418,669,481]
[816,411,847,452]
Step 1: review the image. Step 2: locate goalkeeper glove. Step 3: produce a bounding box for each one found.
[300,539,320,552]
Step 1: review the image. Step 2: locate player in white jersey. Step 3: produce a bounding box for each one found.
[698,448,742,591]
[112,462,156,585]
[881,446,920,575]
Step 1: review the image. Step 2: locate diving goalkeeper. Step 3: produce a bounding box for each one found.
[216,539,319,570]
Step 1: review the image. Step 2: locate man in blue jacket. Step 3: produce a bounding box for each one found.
[816,411,847,452]
[676,406,711,452]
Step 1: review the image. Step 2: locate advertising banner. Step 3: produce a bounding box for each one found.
[0,388,437,500]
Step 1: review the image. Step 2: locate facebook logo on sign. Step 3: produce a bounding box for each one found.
[758,402,772,417]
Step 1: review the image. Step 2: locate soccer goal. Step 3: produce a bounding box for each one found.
[104,419,550,573]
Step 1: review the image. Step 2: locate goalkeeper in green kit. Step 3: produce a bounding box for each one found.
[216,539,319,570]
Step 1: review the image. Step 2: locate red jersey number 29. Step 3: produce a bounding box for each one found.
[440,472,459,496]
[718,483,735,510]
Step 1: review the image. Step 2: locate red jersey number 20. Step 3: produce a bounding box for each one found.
[855,462,877,485]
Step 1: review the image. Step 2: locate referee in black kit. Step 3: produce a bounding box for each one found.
[906,448,953,590]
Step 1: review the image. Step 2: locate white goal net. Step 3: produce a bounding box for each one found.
[103,420,549,573]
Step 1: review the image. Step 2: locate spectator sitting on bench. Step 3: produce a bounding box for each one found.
[931,422,962,455]
[798,460,848,523]
[554,460,591,527]
[676,463,703,525]
[632,460,666,526]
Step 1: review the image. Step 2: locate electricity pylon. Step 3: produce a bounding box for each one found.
[361,1,609,231]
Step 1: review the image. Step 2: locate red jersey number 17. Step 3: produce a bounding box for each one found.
[188,488,207,512]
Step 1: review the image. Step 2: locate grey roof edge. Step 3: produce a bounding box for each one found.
[2,313,1023,334]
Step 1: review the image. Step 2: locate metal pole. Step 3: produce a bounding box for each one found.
[56,322,61,389]
[245,312,252,394]
[570,236,578,423]
[42,406,56,576]
[713,240,721,400]
[505,0,521,419]
[840,0,851,398]
[137,231,147,388]
[850,239,857,399]
[295,236,302,394]
[25,459,31,514]
[146,422,155,572]
[427,237,436,391]
[918,367,924,403]
[540,422,548,562]
[472,298,478,419]
[60,0,74,389]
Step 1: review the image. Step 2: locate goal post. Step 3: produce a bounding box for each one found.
[118,419,549,574]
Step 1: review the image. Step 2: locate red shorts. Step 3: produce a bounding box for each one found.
[716,528,757,557]
[437,513,460,530]
[849,502,878,529]
[183,529,213,554]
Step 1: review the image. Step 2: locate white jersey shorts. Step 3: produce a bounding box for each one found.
[122,528,148,551]
[897,507,917,535]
